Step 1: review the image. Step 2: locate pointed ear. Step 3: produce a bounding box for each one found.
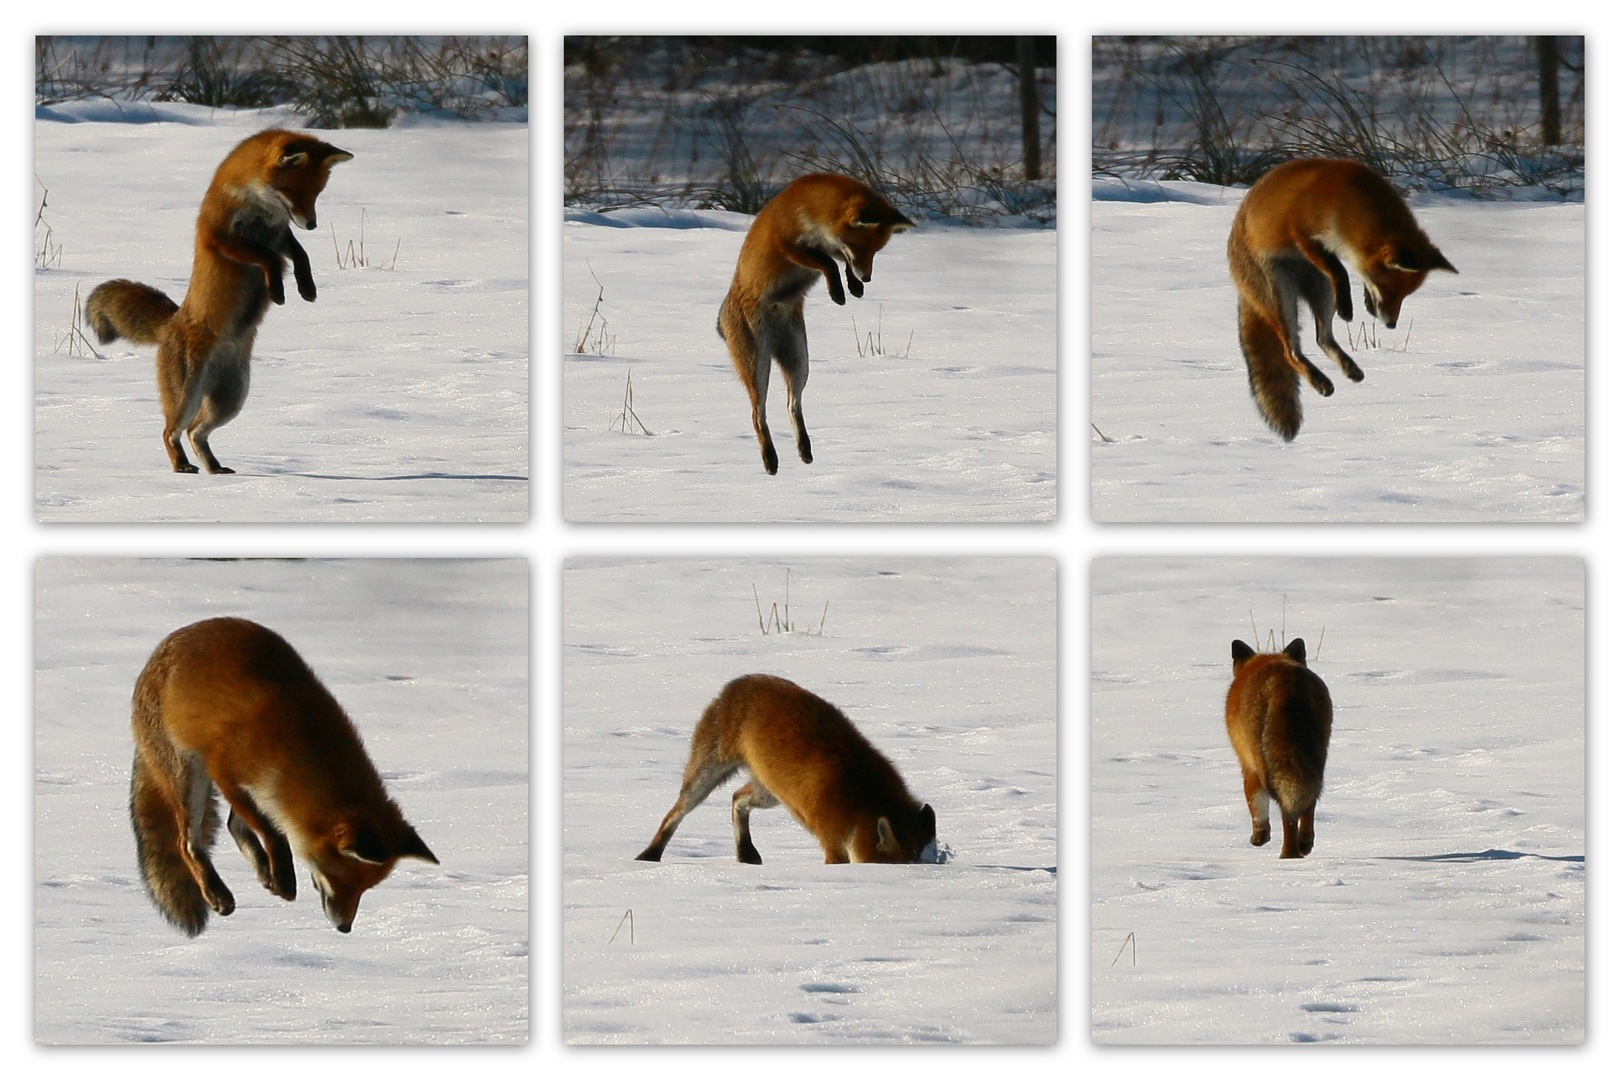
[876,816,898,852]
[1431,250,1457,273]
[342,826,390,865]
[278,151,310,169]
[324,149,354,166]
[1284,638,1308,664]
[1232,640,1256,662]
[399,823,439,864]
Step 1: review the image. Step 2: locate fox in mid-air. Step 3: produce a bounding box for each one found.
[717,173,913,474]
[1225,638,1333,859]
[1227,158,1456,440]
[129,617,438,935]
[86,129,352,473]
[635,674,938,864]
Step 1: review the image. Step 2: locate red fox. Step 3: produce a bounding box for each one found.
[635,674,937,864]
[1225,638,1333,858]
[86,129,352,473]
[1227,158,1457,440]
[717,174,913,474]
[129,618,437,935]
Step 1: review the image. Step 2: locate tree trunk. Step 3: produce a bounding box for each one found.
[1536,36,1561,148]
[1018,37,1040,181]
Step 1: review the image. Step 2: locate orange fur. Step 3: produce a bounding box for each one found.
[1225,639,1333,859]
[1227,158,1456,440]
[636,674,936,864]
[716,174,913,473]
[130,618,437,935]
[86,129,351,473]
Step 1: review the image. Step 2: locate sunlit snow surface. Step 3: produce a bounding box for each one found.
[1091,179,1584,521]
[563,212,1056,522]
[1092,557,1584,1043]
[34,558,529,1044]
[563,558,1057,1043]
[34,105,528,522]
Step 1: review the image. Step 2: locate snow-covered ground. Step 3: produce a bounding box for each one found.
[562,558,1056,1043]
[34,558,529,1044]
[1091,558,1584,1044]
[563,212,1056,521]
[34,106,528,522]
[1091,179,1584,521]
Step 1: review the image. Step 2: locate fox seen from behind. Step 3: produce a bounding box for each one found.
[1225,638,1333,858]
[1227,158,1456,440]
[130,618,437,935]
[717,174,913,474]
[87,129,352,473]
[636,674,937,864]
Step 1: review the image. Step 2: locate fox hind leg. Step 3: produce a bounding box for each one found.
[731,780,781,864]
[176,755,236,917]
[774,312,813,465]
[1242,769,1272,847]
[719,294,779,474]
[1297,257,1364,383]
[635,759,740,861]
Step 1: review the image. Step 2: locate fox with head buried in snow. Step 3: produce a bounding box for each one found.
[636,674,937,864]
[86,129,352,474]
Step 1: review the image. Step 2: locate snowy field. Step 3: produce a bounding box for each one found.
[34,558,529,1044]
[563,213,1056,521]
[1091,179,1584,521]
[34,106,527,522]
[1091,558,1584,1044]
[562,558,1056,1043]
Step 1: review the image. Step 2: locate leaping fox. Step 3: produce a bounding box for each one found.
[129,617,437,935]
[717,174,913,474]
[1227,158,1456,440]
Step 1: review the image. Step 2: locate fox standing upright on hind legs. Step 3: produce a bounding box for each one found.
[1225,638,1333,859]
[129,618,438,935]
[1227,158,1456,441]
[717,173,913,474]
[86,129,352,473]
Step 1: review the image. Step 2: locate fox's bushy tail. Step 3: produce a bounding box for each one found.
[130,670,219,936]
[1236,298,1303,441]
[86,279,179,347]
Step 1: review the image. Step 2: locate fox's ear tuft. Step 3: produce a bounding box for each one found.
[1284,638,1309,664]
[400,824,439,864]
[1232,640,1256,662]
[278,151,309,170]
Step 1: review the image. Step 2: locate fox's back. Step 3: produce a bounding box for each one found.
[137,617,384,797]
[1226,652,1332,804]
[1232,158,1424,258]
[709,674,910,811]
